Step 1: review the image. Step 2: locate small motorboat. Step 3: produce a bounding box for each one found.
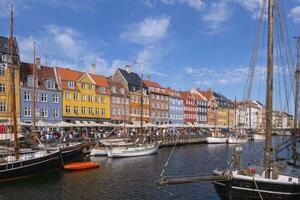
[64,161,99,170]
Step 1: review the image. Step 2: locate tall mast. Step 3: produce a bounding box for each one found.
[234,97,237,131]
[264,0,274,179]
[292,38,300,165]
[227,101,230,129]
[140,72,144,135]
[32,42,37,145]
[9,4,19,160]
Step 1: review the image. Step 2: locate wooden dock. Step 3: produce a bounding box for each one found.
[148,135,206,147]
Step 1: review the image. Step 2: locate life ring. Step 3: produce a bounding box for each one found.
[248,167,257,173]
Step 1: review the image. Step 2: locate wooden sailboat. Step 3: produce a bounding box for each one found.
[0,6,63,182]
[106,66,160,158]
[158,1,300,199]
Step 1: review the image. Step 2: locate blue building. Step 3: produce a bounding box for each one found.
[20,59,62,124]
[167,88,184,125]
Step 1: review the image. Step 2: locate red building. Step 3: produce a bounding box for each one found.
[180,91,197,123]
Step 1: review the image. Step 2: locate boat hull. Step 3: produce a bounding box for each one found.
[227,137,247,144]
[107,144,159,158]
[90,148,107,156]
[206,137,227,144]
[251,134,266,140]
[0,151,61,182]
[213,176,300,200]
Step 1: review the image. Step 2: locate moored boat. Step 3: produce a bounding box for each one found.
[251,134,266,140]
[64,161,99,170]
[206,137,227,144]
[227,136,247,144]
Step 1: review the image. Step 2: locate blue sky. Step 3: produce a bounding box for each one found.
[0,0,300,106]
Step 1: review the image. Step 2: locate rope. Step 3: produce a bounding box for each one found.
[253,176,264,200]
[160,136,178,177]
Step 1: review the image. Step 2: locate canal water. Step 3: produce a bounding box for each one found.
[0,137,297,200]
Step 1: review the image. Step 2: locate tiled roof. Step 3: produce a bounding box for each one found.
[56,67,83,90]
[90,74,109,88]
[180,91,192,99]
[192,92,206,101]
[198,90,213,101]
[0,36,18,55]
[118,68,143,87]
[143,80,161,88]
[20,62,58,90]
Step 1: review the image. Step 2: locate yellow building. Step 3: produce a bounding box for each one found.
[0,36,20,123]
[55,67,110,122]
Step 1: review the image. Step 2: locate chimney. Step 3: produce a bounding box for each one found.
[125,65,131,73]
[36,57,41,69]
[90,64,96,74]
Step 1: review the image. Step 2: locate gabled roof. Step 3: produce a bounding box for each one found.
[143,80,161,88]
[20,62,58,90]
[0,36,18,55]
[118,68,143,87]
[90,74,109,88]
[56,67,84,90]
[198,90,214,101]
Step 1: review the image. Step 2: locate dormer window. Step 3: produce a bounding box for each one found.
[68,81,75,89]
[100,87,106,93]
[46,80,55,89]
[27,76,37,87]
[111,86,116,93]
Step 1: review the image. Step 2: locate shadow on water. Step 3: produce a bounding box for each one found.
[0,137,297,200]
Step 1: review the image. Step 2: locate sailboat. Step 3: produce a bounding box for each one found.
[0,6,62,182]
[212,0,300,198]
[157,0,300,199]
[106,66,160,158]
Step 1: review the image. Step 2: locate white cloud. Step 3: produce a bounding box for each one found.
[235,0,264,19]
[201,1,232,34]
[289,6,300,23]
[120,16,171,45]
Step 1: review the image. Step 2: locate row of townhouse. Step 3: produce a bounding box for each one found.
[0,36,293,127]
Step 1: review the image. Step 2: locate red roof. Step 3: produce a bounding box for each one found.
[143,80,161,88]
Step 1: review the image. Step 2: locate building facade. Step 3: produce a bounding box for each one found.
[191,89,208,124]
[144,80,169,125]
[112,67,150,123]
[180,91,197,123]
[199,90,218,126]
[167,88,184,125]
[107,80,129,124]
[0,36,20,123]
[20,61,62,124]
[56,67,111,122]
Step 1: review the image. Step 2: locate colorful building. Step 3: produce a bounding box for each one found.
[212,92,234,127]
[0,36,20,123]
[199,90,218,126]
[191,89,208,124]
[107,79,129,124]
[55,67,111,122]
[180,91,197,124]
[144,80,169,125]
[20,60,62,124]
[167,88,184,125]
[112,66,150,123]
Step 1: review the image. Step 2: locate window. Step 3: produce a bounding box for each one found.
[74,93,78,100]
[53,94,59,103]
[0,65,5,76]
[111,86,116,93]
[116,108,119,115]
[0,83,5,92]
[81,94,86,101]
[35,93,40,102]
[24,91,31,101]
[81,83,85,89]
[111,97,115,103]
[120,88,125,94]
[95,96,100,103]
[27,76,33,87]
[88,107,93,114]
[46,80,55,89]
[88,95,93,102]
[41,93,47,102]
[116,97,120,104]
[101,108,105,116]
[112,108,115,115]
[67,81,75,89]
[88,84,93,90]
[74,106,79,114]
[53,109,59,118]
[41,108,48,117]
[65,92,71,100]
[24,107,31,117]
[95,108,99,115]
[101,96,105,104]
[100,87,106,93]
[82,107,86,114]
[65,106,70,113]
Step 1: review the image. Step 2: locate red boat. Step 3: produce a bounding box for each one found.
[64,162,99,170]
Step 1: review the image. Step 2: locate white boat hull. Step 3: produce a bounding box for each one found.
[90,148,107,156]
[107,144,159,158]
[251,134,265,140]
[206,137,227,144]
[227,136,247,144]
